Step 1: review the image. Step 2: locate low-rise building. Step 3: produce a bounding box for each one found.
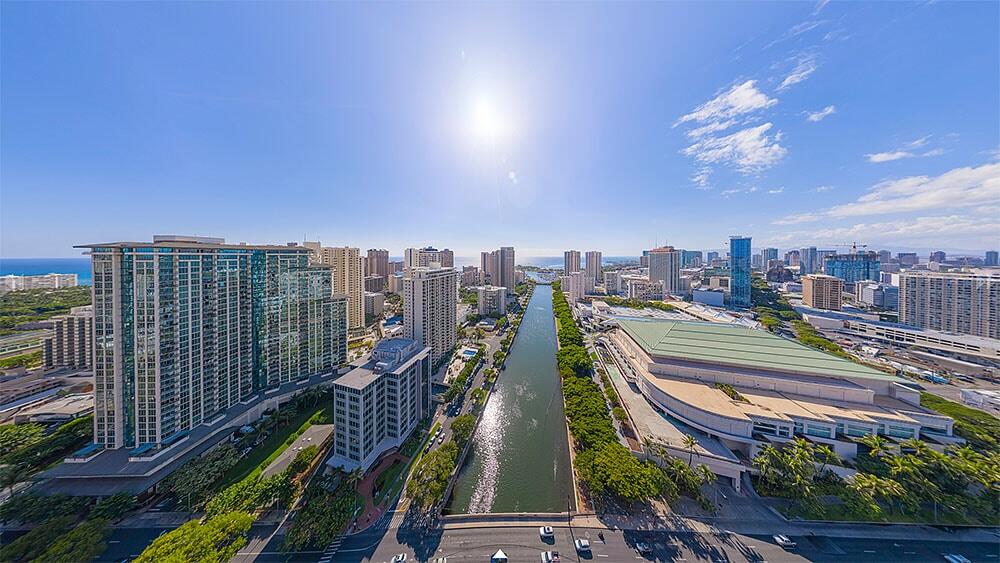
[692,288,725,307]
[624,275,662,301]
[42,306,93,371]
[13,393,93,424]
[329,339,432,472]
[605,319,954,464]
[0,273,78,294]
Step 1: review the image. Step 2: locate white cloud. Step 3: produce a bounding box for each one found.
[768,187,785,194]
[776,215,1000,248]
[720,189,742,197]
[748,186,760,193]
[677,81,777,125]
[866,135,947,163]
[806,105,836,122]
[828,162,1000,218]
[772,162,1000,224]
[682,123,788,173]
[691,167,713,190]
[764,20,829,49]
[507,171,519,184]
[778,56,818,91]
[772,213,822,225]
[866,150,913,163]
[813,185,834,192]
[687,119,738,139]
[812,0,830,15]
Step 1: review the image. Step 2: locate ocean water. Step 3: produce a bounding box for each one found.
[454,255,640,268]
[0,258,92,285]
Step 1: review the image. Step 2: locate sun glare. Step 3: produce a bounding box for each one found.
[469,96,510,143]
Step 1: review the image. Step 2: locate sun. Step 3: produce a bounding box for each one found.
[468,96,511,143]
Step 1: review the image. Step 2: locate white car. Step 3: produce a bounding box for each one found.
[943,555,971,563]
[635,542,653,554]
[390,555,407,563]
[540,551,561,563]
[773,535,796,549]
[574,538,591,552]
[539,526,554,539]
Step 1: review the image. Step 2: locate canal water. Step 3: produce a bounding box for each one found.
[446,283,573,513]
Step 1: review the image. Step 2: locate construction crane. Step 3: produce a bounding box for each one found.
[831,242,869,254]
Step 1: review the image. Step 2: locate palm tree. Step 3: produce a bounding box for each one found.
[696,464,716,487]
[814,444,840,475]
[858,434,890,459]
[0,464,28,499]
[682,434,698,466]
[346,468,364,520]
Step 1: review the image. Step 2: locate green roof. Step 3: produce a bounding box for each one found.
[617,319,901,383]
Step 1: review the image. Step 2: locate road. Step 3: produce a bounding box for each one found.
[328,524,1000,563]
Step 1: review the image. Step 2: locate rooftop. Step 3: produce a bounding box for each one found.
[335,338,428,390]
[617,318,901,383]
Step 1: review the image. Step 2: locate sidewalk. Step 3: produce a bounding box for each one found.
[352,452,407,533]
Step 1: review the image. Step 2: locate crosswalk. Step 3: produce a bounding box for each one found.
[317,535,343,563]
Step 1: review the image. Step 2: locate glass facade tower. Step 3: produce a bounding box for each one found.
[81,237,347,450]
[729,236,752,308]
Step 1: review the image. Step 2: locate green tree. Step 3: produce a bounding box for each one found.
[90,493,138,521]
[35,518,111,563]
[450,414,477,446]
[405,441,458,509]
[574,441,669,503]
[0,515,75,562]
[682,434,698,466]
[135,512,255,563]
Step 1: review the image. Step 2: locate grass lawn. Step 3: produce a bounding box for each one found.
[216,403,328,489]
[372,460,406,506]
[921,392,1000,452]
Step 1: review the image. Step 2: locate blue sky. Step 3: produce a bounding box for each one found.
[2,1,997,258]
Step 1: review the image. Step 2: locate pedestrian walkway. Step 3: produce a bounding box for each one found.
[353,452,407,533]
[317,535,343,563]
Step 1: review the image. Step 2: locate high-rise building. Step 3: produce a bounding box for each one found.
[897,252,918,267]
[585,250,603,286]
[475,285,507,317]
[856,282,899,311]
[42,306,92,371]
[367,249,390,279]
[752,254,762,269]
[364,275,385,293]
[364,291,385,317]
[759,248,778,270]
[681,250,703,268]
[497,246,515,290]
[929,251,947,263]
[824,252,880,289]
[604,270,622,295]
[899,270,999,339]
[330,338,431,472]
[625,276,663,301]
[986,251,999,267]
[404,266,459,364]
[389,261,404,273]
[308,245,365,332]
[802,274,844,310]
[439,249,455,268]
[560,271,586,303]
[706,251,720,264]
[564,250,581,274]
[481,251,497,285]
[799,247,819,275]
[461,266,480,287]
[79,236,347,450]
[784,250,800,267]
[648,246,681,296]
[729,236,752,308]
[405,247,448,270]
[639,250,650,268]
[877,250,892,264]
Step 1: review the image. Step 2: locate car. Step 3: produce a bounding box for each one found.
[539,526,554,539]
[773,535,796,548]
[635,542,653,554]
[390,555,407,563]
[540,551,561,563]
[943,555,971,563]
[574,539,591,552]
[437,436,444,444]
[433,558,448,563]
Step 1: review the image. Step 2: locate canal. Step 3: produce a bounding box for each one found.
[446,283,573,513]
